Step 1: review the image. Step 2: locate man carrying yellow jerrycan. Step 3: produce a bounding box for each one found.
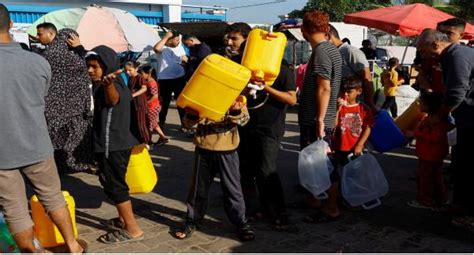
[85,45,147,244]
[173,46,254,240]
[174,22,289,239]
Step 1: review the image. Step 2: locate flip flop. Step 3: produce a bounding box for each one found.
[303,211,341,224]
[100,217,125,230]
[155,137,169,146]
[406,200,436,211]
[173,223,197,240]
[99,229,144,244]
[238,224,255,241]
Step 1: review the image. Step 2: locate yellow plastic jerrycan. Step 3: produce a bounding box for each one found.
[31,191,77,248]
[177,54,252,121]
[126,144,158,194]
[241,28,287,86]
[395,97,427,133]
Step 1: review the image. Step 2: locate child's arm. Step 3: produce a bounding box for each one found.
[148,94,158,104]
[354,106,373,155]
[102,70,122,107]
[132,85,147,98]
[354,126,371,155]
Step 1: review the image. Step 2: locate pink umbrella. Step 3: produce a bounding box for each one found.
[28,5,160,52]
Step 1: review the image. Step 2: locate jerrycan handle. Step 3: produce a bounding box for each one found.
[316,192,329,200]
[252,70,265,82]
[362,198,382,210]
[347,149,369,161]
[266,25,278,38]
[247,83,265,99]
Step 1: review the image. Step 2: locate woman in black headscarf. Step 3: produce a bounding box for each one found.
[41,28,93,173]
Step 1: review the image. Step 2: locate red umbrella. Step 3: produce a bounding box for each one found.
[344,3,473,37]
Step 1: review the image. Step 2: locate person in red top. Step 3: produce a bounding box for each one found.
[408,92,454,210]
[333,78,374,156]
[306,78,373,222]
[139,65,169,146]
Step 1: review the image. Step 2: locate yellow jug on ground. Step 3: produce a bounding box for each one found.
[126,144,158,194]
[241,28,287,86]
[31,191,77,248]
[395,97,427,133]
[177,54,252,121]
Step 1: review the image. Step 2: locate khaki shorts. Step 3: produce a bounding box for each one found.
[0,156,66,234]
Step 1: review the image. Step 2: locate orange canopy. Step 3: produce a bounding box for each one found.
[344,3,473,37]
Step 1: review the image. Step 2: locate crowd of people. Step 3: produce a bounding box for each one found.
[0,3,473,252]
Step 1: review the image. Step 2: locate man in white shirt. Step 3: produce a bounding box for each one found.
[153,31,188,130]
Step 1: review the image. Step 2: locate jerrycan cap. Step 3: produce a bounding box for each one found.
[236,95,247,105]
[252,70,265,81]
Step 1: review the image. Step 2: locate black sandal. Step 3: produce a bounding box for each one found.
[100,217,125,230]
[238,224,255,241]
[174,223,197,240]
[99,229,144,244]
[303,211,341,224]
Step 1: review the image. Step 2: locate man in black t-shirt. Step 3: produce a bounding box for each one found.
[226,23,298,228]
[183,35,212,81]
[360,39,377,60]
[239,62,297,228]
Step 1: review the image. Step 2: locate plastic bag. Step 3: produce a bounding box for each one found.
[298,140,333,198]
[0,213,19,252]
[341,153,388,208]
[447,128,457,147]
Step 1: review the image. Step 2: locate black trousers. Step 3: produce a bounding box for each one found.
[239,127,286,217]
[382,96,398,118]
[452,127,474,215]
[158,76,186,127]
[186,148,247,227]
[96,149,132,204]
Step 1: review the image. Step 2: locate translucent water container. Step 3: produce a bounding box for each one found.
[341,153,388,208]
[298,140,333,197]
[369,110,407,152]
[241,28,287,86]
[177,54,252,121]
[126,144,158,194]
[31,191,77,248]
